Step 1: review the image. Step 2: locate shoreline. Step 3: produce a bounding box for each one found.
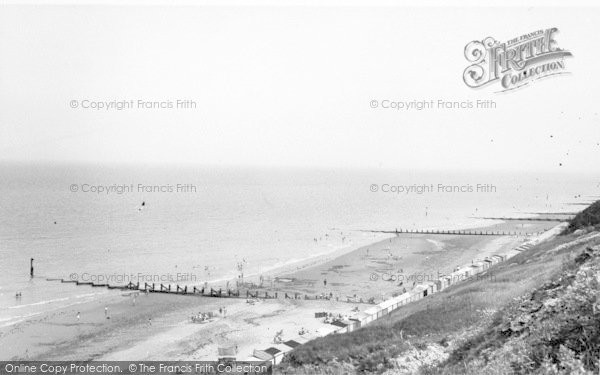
[267,220,552,302]
[0,219,557,361]
[200,217,535,291]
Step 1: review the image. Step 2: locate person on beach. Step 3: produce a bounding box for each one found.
[323,278,327,287]
[76,312,80,321]
[104,306,108,318]
[30,258,34,278]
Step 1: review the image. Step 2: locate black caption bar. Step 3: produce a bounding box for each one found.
[0,361,272,375]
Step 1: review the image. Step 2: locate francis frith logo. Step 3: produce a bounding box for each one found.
[463,28,572,92]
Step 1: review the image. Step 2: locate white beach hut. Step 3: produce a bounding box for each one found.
[469,262,485,275]
[483,258,493,269]
[343,319,358,332]
[411,283,433,299]
[450,266,471,283]
[364,306,382,323]
[350,312,370,328]
[252,349,275,365]
[410,285,425,300]
[504,249,522,259]
[263,347,285,365]
[330,320,350,334]
[406,290,418,302]
[461,266,473,278]
[521,242,534,250]
[424,282,435,296]
[440,275,452,290]
[388,294,405,310]
[395,292,411,306]
[378,298,396,316]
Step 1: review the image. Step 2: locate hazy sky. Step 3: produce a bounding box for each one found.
[0,3,599,172]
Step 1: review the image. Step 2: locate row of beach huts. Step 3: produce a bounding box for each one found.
[245,234,548,366]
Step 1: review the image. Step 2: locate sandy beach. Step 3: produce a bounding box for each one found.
[0,220,553,361]
[268,221,552,301]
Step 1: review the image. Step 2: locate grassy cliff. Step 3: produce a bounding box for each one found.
[430,244,600,375]
[563,200,600,234]
[278,215,600,374]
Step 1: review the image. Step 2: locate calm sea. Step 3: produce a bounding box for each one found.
[0,163,597,326]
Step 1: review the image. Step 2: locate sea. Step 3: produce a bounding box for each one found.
[0,162,598,327]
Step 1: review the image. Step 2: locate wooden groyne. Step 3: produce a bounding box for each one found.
[44,223,565,304]
[525,212,577,216]
[471,216,570,222]
[245,222,570,366]
[44,279,361,303]
[358,228,542,236]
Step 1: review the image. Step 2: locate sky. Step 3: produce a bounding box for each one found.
[0,3,599,172]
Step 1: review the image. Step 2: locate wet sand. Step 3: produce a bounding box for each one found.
[0,220,553,361]
[270,221,551,301]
